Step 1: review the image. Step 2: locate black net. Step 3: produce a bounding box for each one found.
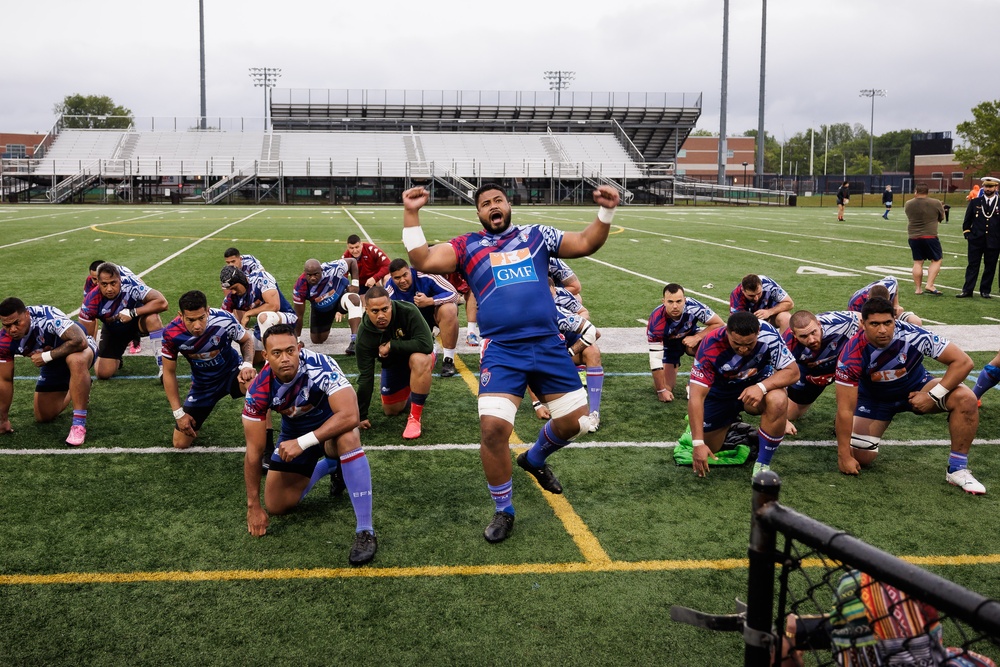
[774,537,1000,667]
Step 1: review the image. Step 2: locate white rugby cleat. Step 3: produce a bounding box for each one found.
[946,469,986,495]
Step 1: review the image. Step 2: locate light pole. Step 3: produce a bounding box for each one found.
[249,67,281,130]
[859,88,886,176]
[742,161,748,186]
[543,71,575,105]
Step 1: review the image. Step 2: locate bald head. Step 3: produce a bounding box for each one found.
[303,259,324,286]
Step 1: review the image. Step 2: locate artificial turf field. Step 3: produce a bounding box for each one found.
[1,202,999,665]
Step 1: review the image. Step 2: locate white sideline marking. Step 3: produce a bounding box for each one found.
[342,207,375,243]
[0,210,166,250]
[62,210,267,317]
[2,439,997,456]
[584,257,729,306]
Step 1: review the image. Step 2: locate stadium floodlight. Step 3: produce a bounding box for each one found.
[249,67,282,130]
[543,70,575,105]
[859,88,887,176]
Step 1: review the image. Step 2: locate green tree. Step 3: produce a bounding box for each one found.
[54,94,133,129]
[690,128,716,137]
[956,100,1000,175]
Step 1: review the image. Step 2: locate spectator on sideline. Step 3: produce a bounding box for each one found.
[241,324,377,565]
[782,310,862,436]
[343,234,391,296]
[904,184,946,296]
[730,274,795,332]
[0,298,97,446]
[79,262,168,380]
[847,277,921,324]
[400,182,620,544]
[385,258,461,378]
[958,176,1000,299]
[220,265,298,362]
[836,181,850,221]
[834,297,985,494]
[646,283,724,403]
[291,257,363,352]
[881,185,893,220]
[160,290,258,449]
[688,311,799,479]
[354,285,435,440]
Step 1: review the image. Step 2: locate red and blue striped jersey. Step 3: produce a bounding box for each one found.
[729,276,788,314]
[0,305,84,361]
[646,298,717,344]
[691,321,795,391]
[450,224,564,341]
[292,260,352,312]
[783,310,861,383]
[223,270,294,316]
[847,276,898,312]
[242,349,352,431]
[836,320,948,392]
[79,273,151,325]
[161,308,247,383]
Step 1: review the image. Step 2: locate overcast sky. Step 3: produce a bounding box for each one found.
[2,0,992,145]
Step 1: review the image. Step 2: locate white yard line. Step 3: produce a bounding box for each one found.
[2,439,996,456]
[0,210,167,251]
[584,256,729,306]
[342,207,375,243]
[62,209,267,317]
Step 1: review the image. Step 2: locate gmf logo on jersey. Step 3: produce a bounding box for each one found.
[489,249,536,287]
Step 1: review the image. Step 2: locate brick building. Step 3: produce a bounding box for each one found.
[675,136,756,185]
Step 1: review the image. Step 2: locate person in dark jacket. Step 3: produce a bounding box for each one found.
[881,185,893,219]
[958,176,1000,299]
[836,181,850,221]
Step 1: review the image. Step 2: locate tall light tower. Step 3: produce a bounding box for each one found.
[543,70,575,105]
[198,0,207,129]
[249,67,281,130]
[859,88,886,176]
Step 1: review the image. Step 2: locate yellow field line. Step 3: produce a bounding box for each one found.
[451,354,611,564]
[6,554,1000,587]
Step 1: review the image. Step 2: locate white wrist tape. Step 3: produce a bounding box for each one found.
[402,226,428,252]
[756,382,768,395]
[172,407,186,420]
[692,439,705,447]
[649,345,664,371]
[298,431,320,450]
[41,351,53,364]
[597,206,616,224]
[350,279,359,287]
[929,383,949,410]
[239,362,254,371]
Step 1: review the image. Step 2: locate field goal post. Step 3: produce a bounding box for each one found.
[671,471,1000,666]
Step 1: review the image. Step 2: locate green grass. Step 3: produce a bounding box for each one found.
[0,204,998,666]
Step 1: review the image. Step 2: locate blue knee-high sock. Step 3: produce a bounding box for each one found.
[488,479,514,516]
[149,329,164,368]
[755,428,783,465]
[586,366,604,413]
[973,364,1000,399]
[340,447,373,533]
[72,409,87,427]
[301,455,338,500]
[948,451,968,474]
[526,421,571,467]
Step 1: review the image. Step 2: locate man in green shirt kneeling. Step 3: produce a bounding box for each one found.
[355,285,436,439]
